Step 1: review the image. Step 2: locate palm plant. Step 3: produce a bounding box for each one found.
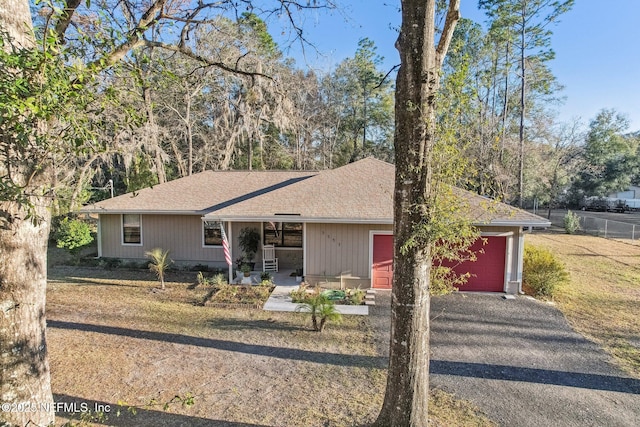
[296,293,342,332]
[145,248,172,290]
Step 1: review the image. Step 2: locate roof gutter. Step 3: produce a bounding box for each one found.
[479,220,552,228]
[83,210,549,228]
[80,208,205,215]
[201,215,394,225]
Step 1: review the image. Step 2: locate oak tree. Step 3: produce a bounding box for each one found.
[0,2,336,425]
[373,1,460,426]
[573,109,640,197]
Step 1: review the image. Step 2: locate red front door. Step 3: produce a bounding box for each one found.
[372,234,393,289]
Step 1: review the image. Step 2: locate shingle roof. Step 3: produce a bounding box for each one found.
[452,187,551,226]
[83,170,317,214]
[83,158,549,226]
[204,156,394,222]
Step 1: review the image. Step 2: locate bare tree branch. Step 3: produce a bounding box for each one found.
[53,0,82,43]
[435,0,460,68]
[144,40,273,80]
[88,0,167,69]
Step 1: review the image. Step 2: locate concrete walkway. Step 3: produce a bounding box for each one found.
[263,284,369,315]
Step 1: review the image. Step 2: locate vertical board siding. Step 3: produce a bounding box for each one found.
[100,214,225,262]
[306,223,392,277]
[101,216,396,275]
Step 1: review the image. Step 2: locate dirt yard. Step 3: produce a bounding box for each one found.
[46,265,491,427]
[527,231,640,377]
[44,231,640,426]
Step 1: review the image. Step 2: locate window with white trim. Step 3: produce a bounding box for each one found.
[263,222,302,248]
[203,222,223,246]
[122,214,141,244]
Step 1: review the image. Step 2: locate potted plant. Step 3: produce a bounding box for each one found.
[240,263,252,285]
[235,256,246,278]
[241,263,252,277]
[260,272,272,283]
[238,227,260,269]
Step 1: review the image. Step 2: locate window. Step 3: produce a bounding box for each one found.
[122,214,141,244]
[203,222,223,246]
[263,222,302,248]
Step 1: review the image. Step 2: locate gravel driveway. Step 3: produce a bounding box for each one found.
[370,291,640,426]
[428,293,640,426]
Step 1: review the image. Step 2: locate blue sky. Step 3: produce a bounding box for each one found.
[275,1,640,132]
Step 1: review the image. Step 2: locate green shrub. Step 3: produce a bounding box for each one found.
[99,258,121,269]
[564,211,581,234]
[196,271,209,287]
[122,260,146,269]
[296,293,342,332]
[190,264,211,272]
[321,289,346,300]
[210,273,227,287]
[523,244,569,298]
[345,288,365,305]
[53,217,93,256]
[289,284,311,303]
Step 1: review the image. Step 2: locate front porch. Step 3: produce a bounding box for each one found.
[231,268,301,286]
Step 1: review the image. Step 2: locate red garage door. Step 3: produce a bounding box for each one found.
[454,236,506,292]
[374,234,507,292]
[372,234,393,289]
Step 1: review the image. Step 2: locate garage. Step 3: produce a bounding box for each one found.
[453,236,507,292]
[372,234,510,293]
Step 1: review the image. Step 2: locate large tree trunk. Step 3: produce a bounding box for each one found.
[373,1,459,426]
[0,2,33,49]
[0,3,56,426]
[0,202,54,427]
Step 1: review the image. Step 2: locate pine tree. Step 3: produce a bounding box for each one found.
[479,0,574,206]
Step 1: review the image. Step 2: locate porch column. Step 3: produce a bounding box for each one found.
[516,227,525,292]
[227,221,233,284]
[302,222,307,276]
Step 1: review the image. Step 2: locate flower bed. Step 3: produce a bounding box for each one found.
[209,284,274,306]
[195,273,275,307]
[290,285,366,306]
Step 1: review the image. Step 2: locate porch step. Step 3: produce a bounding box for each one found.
[364,292,375,306]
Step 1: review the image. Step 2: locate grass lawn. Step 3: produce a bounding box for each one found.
[46,265,492,426]
[527,231,640,377]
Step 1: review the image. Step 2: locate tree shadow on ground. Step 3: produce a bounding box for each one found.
[48,320,386,369]
[431,360,640,394]
[48,266,199,284]
[53,394,270,427]
[204,317,302,332]
[47,276,143,288]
